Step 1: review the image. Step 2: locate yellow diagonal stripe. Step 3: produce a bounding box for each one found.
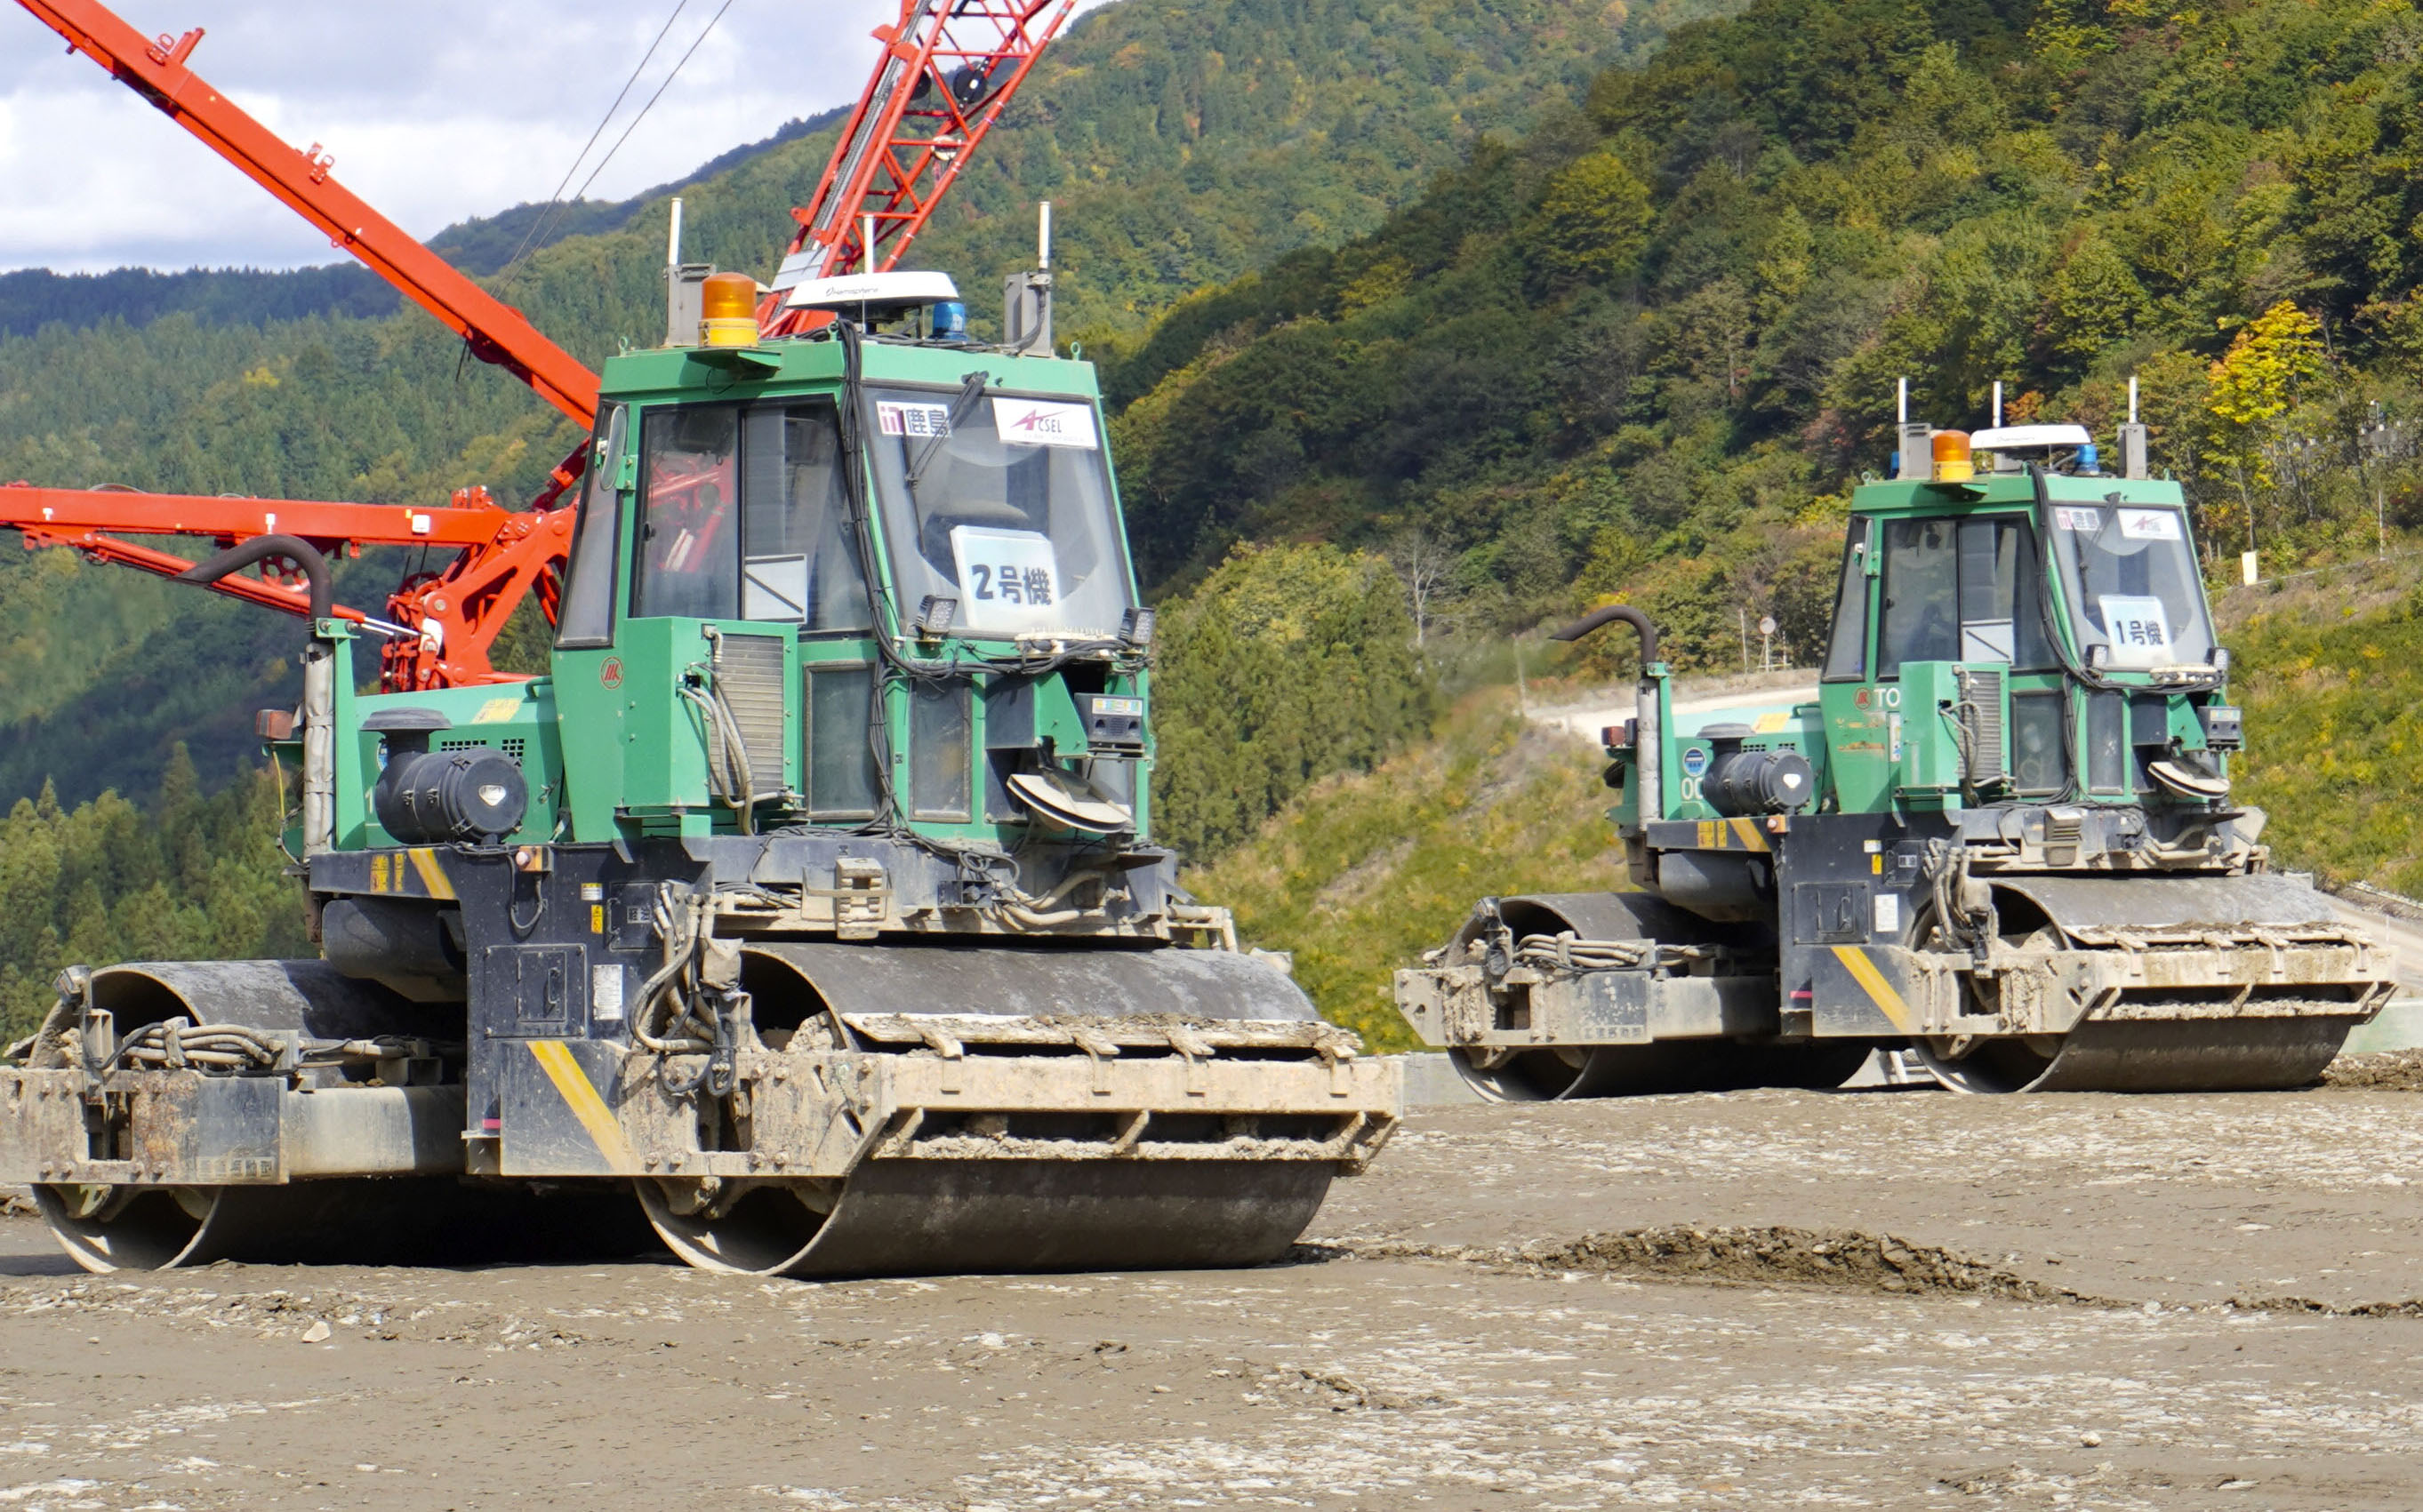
[528,1040,635,1172]
[1728,817,1770,852]
[1831,946,1914,1032]
[406,848,457,900]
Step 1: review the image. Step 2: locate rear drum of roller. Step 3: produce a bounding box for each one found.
[1449,1040,1871,1100]
[35,1179,654,1274]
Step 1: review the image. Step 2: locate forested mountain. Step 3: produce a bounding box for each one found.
[0,0,1722,809]
[0,113,846,339]
[1109,0,2423,668]
[14,0,2423,1035]
[0,265,397,339]
[0,757,307,1039]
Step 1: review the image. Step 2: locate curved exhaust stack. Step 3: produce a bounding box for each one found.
[178,535,338,854]
[1552,604,1665,825]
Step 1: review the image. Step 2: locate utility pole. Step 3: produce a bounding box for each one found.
[2362,402,2409,557]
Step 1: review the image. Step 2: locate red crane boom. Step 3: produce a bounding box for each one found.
[16,2,600,424]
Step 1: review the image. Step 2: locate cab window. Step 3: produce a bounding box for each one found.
[862,385,1135,638]
[633,405,740,620]
[1876,515,2054,679]
[630,399,871,630]
[1821,523,1870,682]
[554,404,627,649]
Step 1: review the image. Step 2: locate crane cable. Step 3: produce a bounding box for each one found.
[499,0,736,287]
[568,0,740,206]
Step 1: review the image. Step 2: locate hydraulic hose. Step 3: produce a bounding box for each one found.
[175,533,334,620]
[1549,604,1665,825]
[179,535,342,852]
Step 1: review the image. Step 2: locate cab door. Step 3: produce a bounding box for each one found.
[1821,511,2058,813]
[1817,516,1892,811]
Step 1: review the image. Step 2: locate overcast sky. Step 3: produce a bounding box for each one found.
[0,0,1095,273]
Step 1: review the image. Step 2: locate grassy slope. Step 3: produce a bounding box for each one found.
[2225,557,2423,895]
[1191,560,2423,1044]
[1183,689,1616,1048]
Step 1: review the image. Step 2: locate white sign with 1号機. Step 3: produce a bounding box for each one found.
[2098,594,2171,667]
[951,526,1063,632]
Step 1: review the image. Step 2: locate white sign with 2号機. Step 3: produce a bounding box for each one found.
[951,526,1063,633]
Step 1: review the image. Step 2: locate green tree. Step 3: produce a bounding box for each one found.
[2204,300,2326,548]
[1531,152,1655,287]
[1152,543,1439,861]
[0,761,307,1042]
[2037,235,2153,377]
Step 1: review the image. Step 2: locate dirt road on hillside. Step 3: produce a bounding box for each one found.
[4,1084,2422,1512]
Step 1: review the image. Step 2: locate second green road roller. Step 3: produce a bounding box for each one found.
[1396,414,2395,1098]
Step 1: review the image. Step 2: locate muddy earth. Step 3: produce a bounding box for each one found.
[4,1077,2422,1511]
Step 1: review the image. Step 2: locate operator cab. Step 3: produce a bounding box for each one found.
[538,268,1154,860]
[1812,420,2238,846]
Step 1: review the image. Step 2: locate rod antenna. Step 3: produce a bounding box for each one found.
[1039,200,1052,271]
[667,197,683,268]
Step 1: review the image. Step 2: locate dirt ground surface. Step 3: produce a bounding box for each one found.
[4,1082,2422,1512]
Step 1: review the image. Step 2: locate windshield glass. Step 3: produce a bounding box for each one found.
[862,383,1134,637]
[554,404,626,649]
[2044,502,2217,669]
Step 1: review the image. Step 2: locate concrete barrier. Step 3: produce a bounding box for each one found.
[2346,997,2423,1054]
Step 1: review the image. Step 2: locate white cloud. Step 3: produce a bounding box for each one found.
[0,0,939,270]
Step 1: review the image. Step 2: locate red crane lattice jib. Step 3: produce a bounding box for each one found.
[16,524,377,624]
[17,0,601,427]
[376,504,575,691]
[758,0,1076,335]
[0,483,517,548]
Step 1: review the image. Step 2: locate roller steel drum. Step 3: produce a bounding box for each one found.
[1442,894,1866,1100]
[644,940,1358,1276]
[1915,874,2378,1094]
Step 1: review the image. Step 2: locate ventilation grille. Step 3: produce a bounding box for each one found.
[439,737,526,765]
[709,634,788,799]
[1955,667,2007,788]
